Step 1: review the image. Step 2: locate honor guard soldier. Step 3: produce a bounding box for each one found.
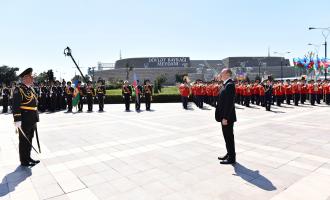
[96,80,106,112]
[86,81,95,112]
[143,80,153,111]
[2,83,10,113]
[122,81,132,111]
[49,81,57,112]
[77,81,85,112]
[61,80,67,110]
[55,80,62,110]
[66,81,74,112]
[13,68,40,167]
[134,80,143,111]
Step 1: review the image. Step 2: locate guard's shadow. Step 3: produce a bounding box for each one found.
[269,110,285,114]
[233,162,276,191]
[0,166,32,197]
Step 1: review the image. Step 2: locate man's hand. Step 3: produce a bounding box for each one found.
[14,121,21,128]
[222,118,228,126]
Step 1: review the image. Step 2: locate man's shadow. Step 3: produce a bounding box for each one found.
[0,166,32,197]
[233,162,276,191]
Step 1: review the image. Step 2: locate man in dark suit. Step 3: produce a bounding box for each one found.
[215,68,237,165]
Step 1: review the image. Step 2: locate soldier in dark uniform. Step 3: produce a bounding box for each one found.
[134,80,143,111]
[2,83,10,113]
[122,81,132,111]
[86,81,95,112]
[49,81,57,112]
[61,80,67,110]
[55,80,62,110]
[39,81,47,112]
[96,80,106,112]
[265,80,272,111]
[143,80,153,111]
[66,81,74,112]
[13,68,40,167]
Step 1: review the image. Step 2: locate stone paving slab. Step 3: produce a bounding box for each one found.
[1,102,330,200]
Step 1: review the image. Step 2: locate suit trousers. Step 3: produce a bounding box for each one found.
[221,123,236,159]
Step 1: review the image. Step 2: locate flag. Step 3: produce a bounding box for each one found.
[72,87,80,107]
[132,73,140,103]
[132,73,138,97]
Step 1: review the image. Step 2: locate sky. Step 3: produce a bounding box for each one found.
[1,0,330,80]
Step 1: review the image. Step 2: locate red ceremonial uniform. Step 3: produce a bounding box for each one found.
[179,84,190,97]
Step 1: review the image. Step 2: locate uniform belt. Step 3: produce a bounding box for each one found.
[97,92,104,94]
[20,106,37,111]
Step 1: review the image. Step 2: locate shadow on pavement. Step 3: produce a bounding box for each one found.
[269,110,285,113]
[0,166,32,197]
[233,162,276,191]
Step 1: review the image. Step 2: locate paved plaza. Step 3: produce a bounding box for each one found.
[1,102,330,200]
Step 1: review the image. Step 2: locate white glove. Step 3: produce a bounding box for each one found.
[14,121,21,128]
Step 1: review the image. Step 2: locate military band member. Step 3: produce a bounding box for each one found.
[143,80,153,111]
[122,81,132,111]
[66,81,74,112]
[96,80,106,112]
[292,79,299,106]
[301,80,307,104]
[284,80,292,105]
[259,82,265,107]
[254,80,261,105]
[325,80,330,105]
[86,81,95,112]
[179,77,190,109]
[13,68,40,167]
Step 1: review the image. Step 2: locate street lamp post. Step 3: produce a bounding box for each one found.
[274,51,291,80]
[309,27,330,80]
[64,46,88,83]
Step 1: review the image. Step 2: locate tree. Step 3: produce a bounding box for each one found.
[35,71,48,83]
[255,75,261,82]
[47,70,54,82]
[0,65,19,85]
[71,75,82,83]
[156,74,167,92]
[71,74,90,84]
[125,63,134,80]
[153,80,159,94]
[175,74,187,83]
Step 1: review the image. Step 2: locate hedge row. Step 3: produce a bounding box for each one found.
[104,94,183,104]
[0,94,187,106]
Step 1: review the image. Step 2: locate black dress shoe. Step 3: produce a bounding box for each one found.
[220,159,236,165]
[21,162,36,167]
[30,159,40,164]
[218,154,229,160]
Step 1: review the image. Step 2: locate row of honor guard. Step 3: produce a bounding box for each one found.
[122,80,153,111]
[1,79,106,113]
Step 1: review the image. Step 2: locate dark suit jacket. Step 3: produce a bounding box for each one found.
[215,79,237,124]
